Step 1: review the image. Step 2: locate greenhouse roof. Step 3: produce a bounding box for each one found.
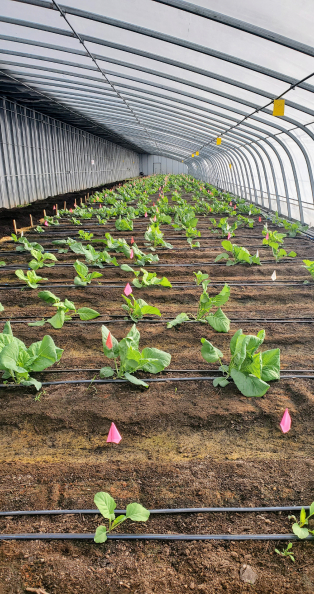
[1,0,314,221]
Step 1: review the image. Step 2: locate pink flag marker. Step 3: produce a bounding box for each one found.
[44,220,49,227]
[106,332,113,350]
[144,212,148,218]
[266,232,269,240]
[69,208,73,213]
[227,232,231,240]
[124,282,132,296]
[153,215,157,222]
[131,236,134,245]
[229,201,232,206]
[130,248,134,259]
[280,409,291,434]
[153,202,155,206]
[53,205,56,210]
[259,216,262,222]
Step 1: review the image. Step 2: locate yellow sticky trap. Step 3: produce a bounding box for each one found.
[216,137,222,145]
[191,153,194,157]
[273,99,285,116]
[195,151,199,156]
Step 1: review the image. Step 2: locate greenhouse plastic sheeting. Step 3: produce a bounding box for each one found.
[0,0,314,222]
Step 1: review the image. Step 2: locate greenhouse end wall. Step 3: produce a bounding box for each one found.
[0,97,140,209]
[140,155,188,176]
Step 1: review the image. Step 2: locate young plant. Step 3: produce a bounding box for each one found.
[0,321,63,390]
[132,268,172,288]
[167,276,230,333]
[275,543,295,562]
[237,215,254,228]
[215,241,261,266]
[262,227,286,247]
[78,230,94,241]
[70,217,82,225]
[44,215,59,226]
[73,260,103,286]
[28,249,57,270]
[35,226,44,233]
[187,237,200,249]
[211,217,237,238]
[289,502,314,539]
[144,223,173,249]
[11,234,43,253]
[0,261,5,267]
[201,329,280,397]
[29,291,100,328]
[94,491,150,543]
[272,247,296,263]
[15,269,48,289]
[121,293,161,322]
[115,217,133,231]
[302,259,314,280]
[100,324,171,387]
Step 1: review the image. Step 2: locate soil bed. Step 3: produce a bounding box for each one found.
[0,186,313,594]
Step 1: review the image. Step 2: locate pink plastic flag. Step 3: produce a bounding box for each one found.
[53,205,56,210]
[130,248,134,259]
[280,409,291,434]
[131,236,134,245]
[227,232,231,240]
[69,208,73,213]
[153,202,155,206]
[144,212,148,217]
[106,332,113,350]
[153,215,157,222]
[266,232,269,240]
[259,216,262,222]
[44,220,49,227]
[229,201,232,206]
[124,282,132,296]
[156,207,159,213]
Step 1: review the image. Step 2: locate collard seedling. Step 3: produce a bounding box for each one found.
[94,491,150,543]
[29,291,100,328]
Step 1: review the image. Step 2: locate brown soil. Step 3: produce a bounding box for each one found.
[0,188,314,594]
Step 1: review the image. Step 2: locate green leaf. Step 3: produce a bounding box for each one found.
[300,507,307,526]
[124,372,149,388]
[77,307,100,320]
[159,277,172,287]
[210,284,230,307]
[111,515,127,529]
[200,338,223,363]
[28,319,46,327]
[21,377,42,391]
[74,276,86,286]
[99,366,114,378]
[74,260,88,278]
[206,308,230,333]
[141,347,171,373]
[167,313,190,328]
[120,264,134,272]
[0,303,4,312]
[94,492,116,521]
[214,253,229,262]
[140,305,161,317]
[213,377,229,387]
[221,240,233,252]
[90,271,103,280]
[3,321,13,336]
[230,329,242,355]
[292,523,309,539]
[288,251,296,257]
[0,341,21,373]
[230,369,270,397]
[309,502,314,517]
[125,503,150,522]
[26,335,63,371]
[64,299,75,310]
[38,291,59,304]
[261,349,280,381]
[94,526,108,543]
[47,309,65,329]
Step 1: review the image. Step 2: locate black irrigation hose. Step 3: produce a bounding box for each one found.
[6,317,314,325]
[12,368,314,375]
[0,281,312,290]
[1,532,313,542]
[0,505,310,517]
[0,374,312,388]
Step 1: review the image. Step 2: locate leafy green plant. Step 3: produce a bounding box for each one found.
[78,230,94,240]
[200,329,280,397]
[167,276,230,332]
[122,294,161,322]
[0,321,63,390]
[73,260,103,286]
[144,223,173,249]
[44,215,59,226]
[187,237,200,249]
[11,234,43,253]
[262,227,286,247]
[237,215,254,228]
[215,241,261,266]
[275,543,295,562]
[272,247,296,263]
[0,261,5,267]
[289,502,314,539]
[272,212,308,236]
[115,217,133,231]
[132,268,172,288]
[302,259,314,280]
[35,226,44,233]
[15,269,48,289]
[94,491,150,543]
[211,217,237,238]
[29,291,100,328]
[0,303,4,312]
[28,249,57,271]
[100,324,171,387]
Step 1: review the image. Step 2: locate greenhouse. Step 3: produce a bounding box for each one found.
[0,1,313,592]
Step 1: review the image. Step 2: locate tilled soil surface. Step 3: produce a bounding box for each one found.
[0,189,314,594]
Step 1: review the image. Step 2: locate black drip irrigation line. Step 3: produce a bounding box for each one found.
[0,374,312,388]
[6,317,314,325]
[9,367,313,375]
[1,532,313,542]
[0,505,309,517]
[0,281,312,290]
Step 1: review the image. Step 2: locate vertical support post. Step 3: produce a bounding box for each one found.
[64,201,66,210]
[13,220,17,234]
[43,209,46,218]
[30,214,33,227]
